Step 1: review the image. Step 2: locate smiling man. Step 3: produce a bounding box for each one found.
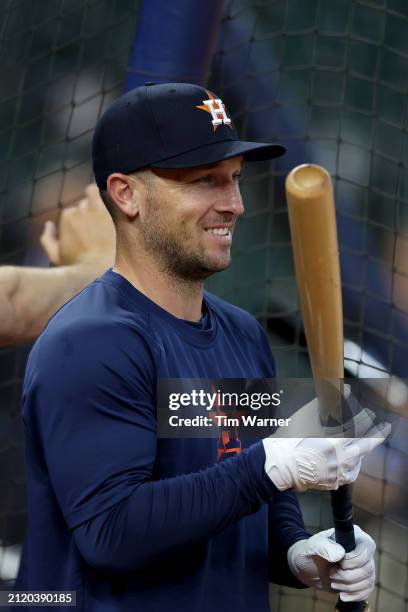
[100,156,244,322]
[17,83,384,611]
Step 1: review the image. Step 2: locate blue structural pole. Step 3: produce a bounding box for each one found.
[124,0,224,92]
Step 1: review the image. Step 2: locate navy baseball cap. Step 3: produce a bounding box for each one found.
[92,82,286,189]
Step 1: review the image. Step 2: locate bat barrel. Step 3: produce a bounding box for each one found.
[285,165,343,385]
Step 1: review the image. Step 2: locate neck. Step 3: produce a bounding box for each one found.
[113,249,204,322]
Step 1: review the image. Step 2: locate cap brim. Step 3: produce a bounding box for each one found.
[151,139,286,169]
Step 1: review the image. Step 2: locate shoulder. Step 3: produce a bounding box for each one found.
[26,280,159,387]
[41,274,156,345]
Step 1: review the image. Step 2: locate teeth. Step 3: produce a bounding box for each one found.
[206,227,230,236]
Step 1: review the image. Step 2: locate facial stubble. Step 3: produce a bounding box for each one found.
[139,192,231,283]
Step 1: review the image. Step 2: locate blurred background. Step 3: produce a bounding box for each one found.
[0,0,407,610]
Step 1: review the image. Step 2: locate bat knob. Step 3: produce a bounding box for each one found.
[335,597,369,611]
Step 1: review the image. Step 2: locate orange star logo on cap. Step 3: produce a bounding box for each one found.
[196,91,233,131]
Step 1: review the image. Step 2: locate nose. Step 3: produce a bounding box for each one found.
[214,182,245,217]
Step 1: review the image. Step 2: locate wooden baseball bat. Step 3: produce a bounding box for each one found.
[285,164,369,612]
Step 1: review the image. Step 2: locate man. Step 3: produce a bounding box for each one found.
[16,83,388,611]
[0,184,115,345]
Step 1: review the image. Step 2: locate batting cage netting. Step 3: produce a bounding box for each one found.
[0,0,141,589]
[1,1,407,611]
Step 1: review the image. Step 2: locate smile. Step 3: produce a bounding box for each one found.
[205,227,230,236]
[204,226,233,246]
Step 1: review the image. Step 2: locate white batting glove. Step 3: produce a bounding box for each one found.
[262,422,390,492]
[287,525,376,602]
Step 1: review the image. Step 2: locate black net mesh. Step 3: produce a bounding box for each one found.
[207,1,408,610]
[0,1,407,610]
[0,0,140,588]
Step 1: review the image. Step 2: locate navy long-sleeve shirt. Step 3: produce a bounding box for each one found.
[16,269,309,611]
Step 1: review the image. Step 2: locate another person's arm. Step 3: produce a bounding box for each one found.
[0,185,115,345]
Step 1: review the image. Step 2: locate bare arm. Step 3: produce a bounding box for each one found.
[0,185,115,346]
[0,263,105,345]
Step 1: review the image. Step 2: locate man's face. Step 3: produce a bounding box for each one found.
[135,156,244,281]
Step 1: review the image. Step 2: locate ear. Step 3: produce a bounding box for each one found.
[107,173,141,219]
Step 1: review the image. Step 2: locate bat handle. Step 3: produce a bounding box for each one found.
[331,486,370,612]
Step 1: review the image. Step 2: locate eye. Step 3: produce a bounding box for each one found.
[193,175,216,185]
[233,173,243,183]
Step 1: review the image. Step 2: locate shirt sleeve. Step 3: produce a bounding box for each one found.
[23,318,279,573]
[268,490,310,588]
